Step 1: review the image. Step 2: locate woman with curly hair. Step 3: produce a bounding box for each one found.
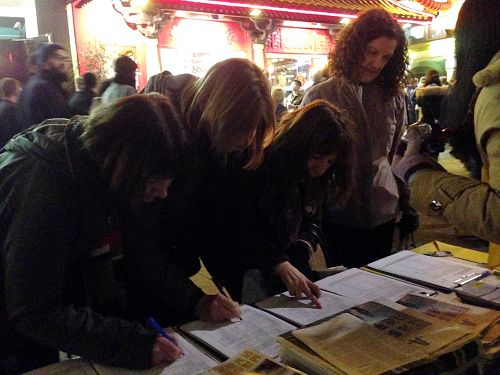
[301,8,408,268]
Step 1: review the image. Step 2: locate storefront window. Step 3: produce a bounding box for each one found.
[266,54,328,95]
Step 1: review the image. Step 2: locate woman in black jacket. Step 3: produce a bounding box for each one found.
[0,95,220,373]
[254,99,356,300]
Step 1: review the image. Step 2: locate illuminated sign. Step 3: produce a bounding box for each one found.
[265,27,331,54]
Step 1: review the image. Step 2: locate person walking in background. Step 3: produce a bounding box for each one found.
[392,0,500,263]
[405,77,418,124]
[285,79,304,110]
[415,69,448,157]
[0,78,22,148]
[101,56,137,105]
[301,8,408,268]
[271,87,287,122]
[19,43,71,128]
[68,72,97,115]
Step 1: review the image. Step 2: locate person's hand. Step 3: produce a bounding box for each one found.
[195,293,241,323]
[393,125,444,183]
[151,336,183,366]
[404,125,425,154]
[274,261,322,308]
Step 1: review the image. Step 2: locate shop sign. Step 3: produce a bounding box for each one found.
[160,18,246,52]
[265,27,331,54]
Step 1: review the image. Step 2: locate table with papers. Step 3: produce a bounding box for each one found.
[28,242,500,375]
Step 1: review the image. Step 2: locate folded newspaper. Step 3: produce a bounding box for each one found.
[199,348,305,375]
[278,300,479,375]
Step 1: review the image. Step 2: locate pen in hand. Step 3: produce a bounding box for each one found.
[214,281,243,321]
[145,316,184,355]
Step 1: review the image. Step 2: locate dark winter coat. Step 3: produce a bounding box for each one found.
[19,73,71,129]
[0,99,20,148]
[0,119,156,370]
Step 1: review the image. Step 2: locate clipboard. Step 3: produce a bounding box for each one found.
[367,251,490,292]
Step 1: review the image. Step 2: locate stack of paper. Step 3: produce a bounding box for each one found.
[367,251,490,291]
[256,290,357,326]
[278,300,478,375]
[92,332,218,375]
[179,304,296,359]
[397,293,500,357]
[199,348,306,374]
[315,268,437,302]
[455,281,500,309]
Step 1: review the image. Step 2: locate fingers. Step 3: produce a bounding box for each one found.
[305,282,322,309]
[213,293,241,320]
[152,336,183,365]
[198,294,241,322]
[283,271,323,309]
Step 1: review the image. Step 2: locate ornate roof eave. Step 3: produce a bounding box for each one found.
[149,0,434,24]
[71,0,450,25]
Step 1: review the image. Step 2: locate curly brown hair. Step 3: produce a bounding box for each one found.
[329,8,408,99]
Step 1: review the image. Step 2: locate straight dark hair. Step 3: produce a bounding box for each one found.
[80,94,190,205]
[263,99,357,205]
[441,0,500,166]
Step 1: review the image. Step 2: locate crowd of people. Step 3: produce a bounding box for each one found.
[0,0,498,373]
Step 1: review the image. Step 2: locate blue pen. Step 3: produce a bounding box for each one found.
[145,316,182,352]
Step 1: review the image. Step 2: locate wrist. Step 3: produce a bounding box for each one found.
[273,260,290,275]
[408,169,424,185]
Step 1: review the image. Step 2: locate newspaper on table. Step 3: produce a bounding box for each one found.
[282,301,476,375]
[199,348,305,375]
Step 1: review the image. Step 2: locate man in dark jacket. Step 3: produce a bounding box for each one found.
[18,43,71,129]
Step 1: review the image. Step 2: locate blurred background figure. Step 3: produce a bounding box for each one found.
[405,77,419,124]
[415,69,449,157]
[19,43,70,129]
[100,56,137,105]
[0,78,22,148]
[68,72,97,115]
[271,87,287,122]
[285,79,303,110]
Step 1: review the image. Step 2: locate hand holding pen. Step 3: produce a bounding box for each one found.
[195,287,242,322]
[214,281,243,321]
[146,316,184,365]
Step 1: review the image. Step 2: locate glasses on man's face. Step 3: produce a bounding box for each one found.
[51,55,71,63]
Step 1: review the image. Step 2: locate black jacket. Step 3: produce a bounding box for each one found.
[19,73,71,129]
[68,89,95,115]
[0,119,156,369]
[0,99,20,148]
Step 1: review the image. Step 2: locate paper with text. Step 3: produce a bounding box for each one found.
[93,332,217,375]
[368,251,489,290]
[293,313,428,375]
[315,268,435,303]
[200,348,306,374]
[180,305,296,359]
[397,294,500,337]
[256,290,358,326]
